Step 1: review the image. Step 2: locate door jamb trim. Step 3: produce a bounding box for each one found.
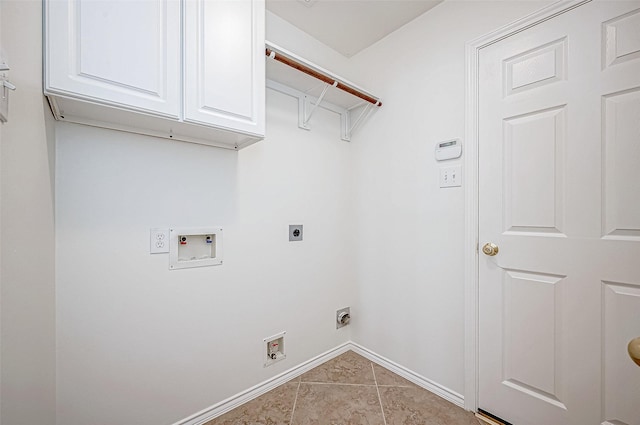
[463,0,591,412]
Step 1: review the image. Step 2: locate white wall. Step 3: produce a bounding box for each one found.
[55,17,356,425]
[0,2,562,424]
[0,1,57,424]
[266,11,354,79]
[349,0,550,397]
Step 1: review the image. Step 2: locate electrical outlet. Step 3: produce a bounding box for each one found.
[150,228,170,254]
[289,225,303,241]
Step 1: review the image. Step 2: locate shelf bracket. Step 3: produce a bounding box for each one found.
[267,79,374,143]
[302,82,337,128]
[346,102,373,140]
[266,42,381,142]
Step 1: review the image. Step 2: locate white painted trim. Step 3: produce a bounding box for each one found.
[349,342,465,408]
[174,341,467,425]
[463,0,592,413]
[463,25,480,413]
[172,342,352,425]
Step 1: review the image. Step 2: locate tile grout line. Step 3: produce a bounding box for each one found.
[371,362,388,425]
[299,381,377,387]
[288,378,302,425]
[377,384,414,388]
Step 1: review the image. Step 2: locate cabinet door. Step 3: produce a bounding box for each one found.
[183,0,265,136]
[45,0,181,118]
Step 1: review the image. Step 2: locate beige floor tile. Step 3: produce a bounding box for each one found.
[203,352,482,425]
[372,363,417,387]
[300,351,375,385]
[291,383,385,425]
[204,380,300,425]
[379,386,481,425]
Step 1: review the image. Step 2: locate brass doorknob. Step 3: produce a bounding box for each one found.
[629,337,640,366]
[482,242,499,256]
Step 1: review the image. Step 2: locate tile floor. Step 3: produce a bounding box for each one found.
[206,350,482,425]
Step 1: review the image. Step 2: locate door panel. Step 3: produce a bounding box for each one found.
[45,0,181,117]
[603,8,640,69]
[183,0,265,136]
[504,37,567,97]
[603,89,640,239]
[502,269,565,407]
[478,2,640,424]
[503,106,566,235]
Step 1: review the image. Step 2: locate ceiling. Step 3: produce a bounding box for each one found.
[266,0,443,58]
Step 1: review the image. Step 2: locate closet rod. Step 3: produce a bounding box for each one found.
[265,47,382,107]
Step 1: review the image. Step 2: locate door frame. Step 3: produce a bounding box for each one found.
[463,0,591,412]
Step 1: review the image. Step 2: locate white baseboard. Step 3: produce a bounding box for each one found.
[348,342,465,408]
[173,342,352,425]
[174,341,465,425]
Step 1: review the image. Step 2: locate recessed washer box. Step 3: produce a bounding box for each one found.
[169,227,223,270]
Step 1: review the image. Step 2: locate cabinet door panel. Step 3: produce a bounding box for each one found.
[184,0,265,136]
[46,0,180,117]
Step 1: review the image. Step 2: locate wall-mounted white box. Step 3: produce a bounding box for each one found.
[264,331,286,367]
[169,227,223,270]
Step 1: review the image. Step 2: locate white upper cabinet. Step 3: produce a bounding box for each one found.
[184,0,265,136]
[44,0,265,150]
[45,0,181,117]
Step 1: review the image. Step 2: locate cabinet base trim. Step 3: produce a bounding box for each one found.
[46,94,262,150]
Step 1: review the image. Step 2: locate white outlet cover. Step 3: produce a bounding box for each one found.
[150,228,170,254]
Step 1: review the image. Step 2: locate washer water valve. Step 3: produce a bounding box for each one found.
[336,307,351,329]
[264,332,286,367]
[268,340,279,359]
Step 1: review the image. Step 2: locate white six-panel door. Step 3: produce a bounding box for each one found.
[45,0,181,117]
[478,1,640,424]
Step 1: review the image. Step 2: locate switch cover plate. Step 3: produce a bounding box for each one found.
[439,165,462,188]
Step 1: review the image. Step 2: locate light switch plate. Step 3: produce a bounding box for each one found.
[439,165,462,188]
